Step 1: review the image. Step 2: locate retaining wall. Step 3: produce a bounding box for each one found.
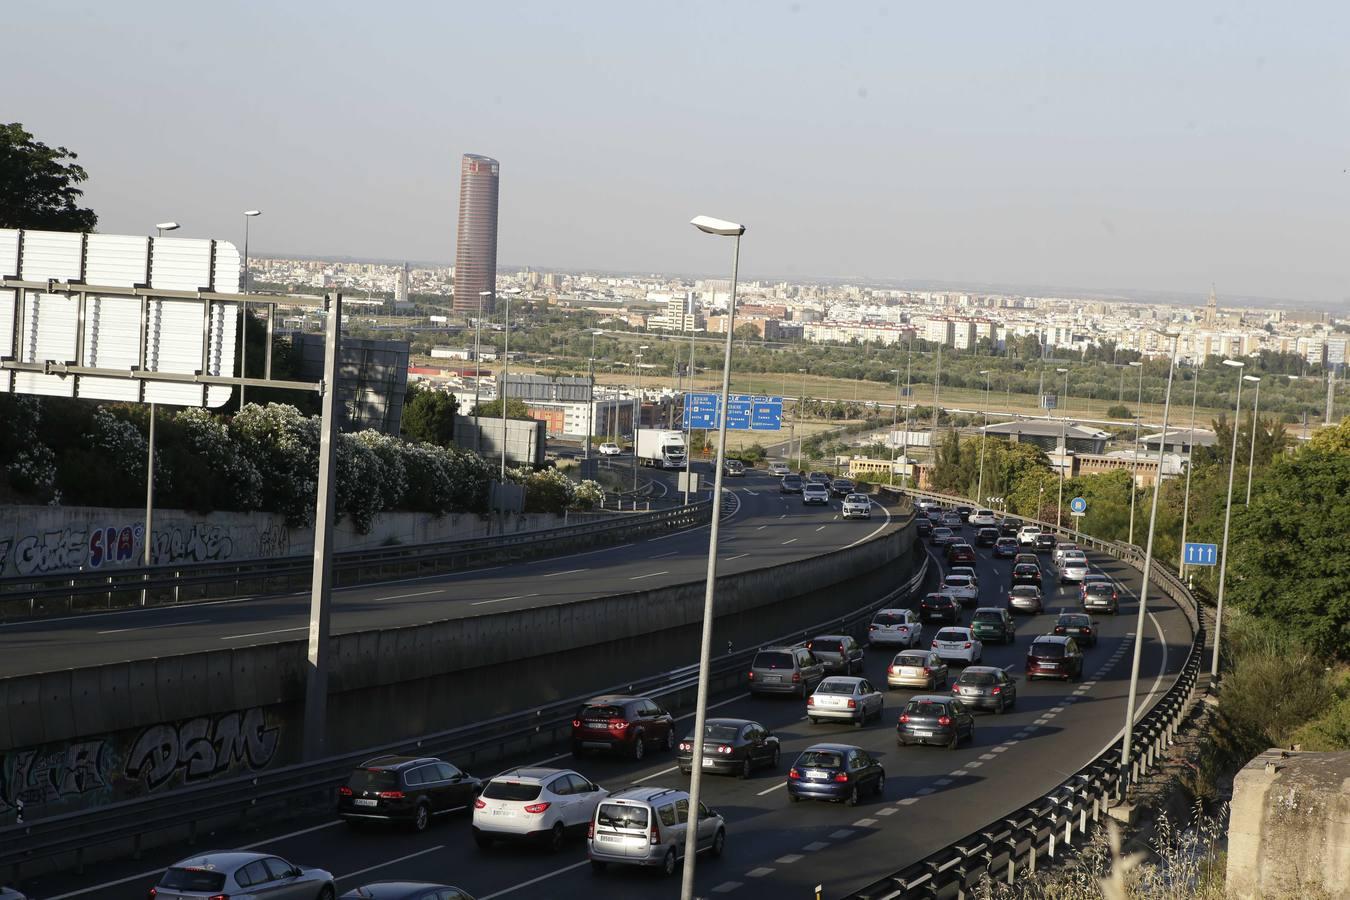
[0,517,913,822]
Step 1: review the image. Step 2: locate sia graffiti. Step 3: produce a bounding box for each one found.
[0,707,281,821]
[0,521,288,576]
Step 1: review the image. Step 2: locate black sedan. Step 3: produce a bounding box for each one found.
[787,743,885,806]
[1011,563,1042,589]
[998,518,1021,536]
[1034,532,1057,552]
[342,884,475,900]
[950,666,1017,714]
[1054,613,1098,647]
[897,695,975,749]
[975,527,999,547]
[339,756,481,832]
[915,516,933,536]
[678,718,781,778]
[829,477,856,497]
[920,592,959,624]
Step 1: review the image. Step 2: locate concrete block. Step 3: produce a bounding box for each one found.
[155,655,187,720]
[71,664,113,735]
[127,658,161,725]
[2,675,42,750]
[38,670,75,744]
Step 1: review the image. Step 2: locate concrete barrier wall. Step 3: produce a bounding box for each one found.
[0,519,912,822]
[0,503,612,579]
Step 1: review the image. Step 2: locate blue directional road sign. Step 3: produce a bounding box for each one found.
[682,393,782,431]
[1183,542,1219,567]
[745,395,783,432]
[682,392,721,429]
[1069,496,1087,514]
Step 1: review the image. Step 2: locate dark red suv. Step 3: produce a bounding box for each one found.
[1025,636,1084,681]
[571,694,675,761]
[946,543,976,564]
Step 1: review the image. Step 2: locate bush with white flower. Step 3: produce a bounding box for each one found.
[229,403,319,526]
[173,407,264,510]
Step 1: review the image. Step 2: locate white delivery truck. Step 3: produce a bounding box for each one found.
[635,429,689,469]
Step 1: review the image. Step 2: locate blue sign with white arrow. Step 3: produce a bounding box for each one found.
[682,393,782,431]
[1183,542,1219,567]
[1069,496,1087,514]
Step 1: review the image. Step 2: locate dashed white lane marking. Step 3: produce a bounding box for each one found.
[1015,730,1034,739]
[373,589,442,601]
[337,845,444,882]
[778,513,787,519]
[1000,741,1018,748]
[757,524,768,530]
[542,568,589,577]
[934,778,953,786]
[1035,717,1052,725]
[980,753,997,761]
[471,593,540,607]
[951,769,970,777]
[98,618,210,635]
[815,525,827,532]
[782,538,798,545]
[477,860,591,899]
[757,781,787,796]
[634,765,679,783]
[726,553,750,561]
[746,867,775,878]
[629,570,670,580]
[992,746,1010,753]
[916,787,936,795]
[803,841,831,851]
[650,551,680,560]
[965,760,983,769]
[712,882,743,893]
[852,817,878,827]
[220,626,307,640]
[1050,706,1066,713]
[876,807,898,816]
[776,854,804,864]
[829,829,854,839]
[898,797,920,805]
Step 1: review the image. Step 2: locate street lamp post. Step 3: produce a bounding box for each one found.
[499,288,521,484]
[797,368,807,466]
[684,327,698,504]
[145,222,180,576]
[239,210,261,411]
[475,291,493,452]
[680,215,745,900]
[977,370,991,505]
[1177,365,1200,577]
[1211,359,1247,679]
[901,337,913,489]
[1120,333,1179,782]
[633,346,648,493]
[1056,367,1069,530]
[1127,360,1144,545]
[1244,375,1261,504]
[585,330,603,460]
[889,368,900,486]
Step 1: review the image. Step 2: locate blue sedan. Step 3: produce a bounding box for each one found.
[786,743,885,807]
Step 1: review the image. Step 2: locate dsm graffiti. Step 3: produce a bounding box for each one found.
[125,707,280,791]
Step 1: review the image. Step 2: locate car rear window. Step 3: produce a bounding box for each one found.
[1031,642,1066,658]
[904,699,949,716]
[873,612,906,625]
[894,653,928,666]
[958,671,997,685]
[935,629,967,642]
[346,768,400,791]
[944,576,971,587]
[703,722,741,741]
[753,651,794,669]
[1086,584,1113,595]
[482,780,543,801]
[817,679,856,694]
[1015,565,1039,575]
[1059,616,1091,627]
[797,750,843,768]
[971,611,1002,622]
[1011,587,1038,596]
[580,704,624,719]
[597,803,649,829]
[810,640,845,654]
[159,869,228,892]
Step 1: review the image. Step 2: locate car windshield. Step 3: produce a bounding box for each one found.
[160,869,228,891]
[895,653,928,666]
[797,750,843,768]
[904,699,949,717]
[482,780,543,801]
[935,629,967,642]
[923,594,950,605]
[702,722,742,741]
[847,494,867,502]
[817,679,856,694]
[971,610,1002,622]
[580,704,624,719]
[1031,642,1067,658]
[1059,616,1091,627]
[597,803,649,829]
[754,651,794,669]
[873,612,907,625]
[959,671,998,685]
[944,576,971,587]
[347,768,400,791]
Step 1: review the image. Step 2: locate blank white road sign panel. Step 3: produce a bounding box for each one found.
[0,228,240,407]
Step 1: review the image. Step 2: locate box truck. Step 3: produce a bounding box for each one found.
[635,429,688,469]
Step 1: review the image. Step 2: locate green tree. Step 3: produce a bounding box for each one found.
[472,396,531,419]
[1106,404,1132,419]
[0,123,98,231]
[401,386,458,446]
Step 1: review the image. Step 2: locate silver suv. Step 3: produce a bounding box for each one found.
[587,786,726,877]
[748,646,825,697]
[150,852,335,900]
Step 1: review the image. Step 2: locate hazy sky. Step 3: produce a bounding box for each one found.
[11,1,1349,306]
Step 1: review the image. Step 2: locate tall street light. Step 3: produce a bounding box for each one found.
[681,214,744,900]
[1056,367,1069,530]
[475,290,493,451]
[239,210,261,410]
[1120,333,1179,782]
[145,222,180,571]
[976,369,991,506]
[155,222,179,237]
[901,337,914,489]
[633,346,648,493]
[499,288,521,483]
[584,330,603,460]
[1211,358,1246,679]
[1126,360,1145,545]
[1244,375,1261,504]
[889,368,901,486]
[1177,364,1200,577]
[797,368,807,466]
[683,307,700,504]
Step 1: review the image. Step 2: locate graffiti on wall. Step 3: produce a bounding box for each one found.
[12,527,88,576]
[0,706,284,822]
[149,523,234,566]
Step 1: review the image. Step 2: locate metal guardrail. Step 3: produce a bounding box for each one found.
[846,486,1206,899]
[0,525,930,882]
[0,501,712,621]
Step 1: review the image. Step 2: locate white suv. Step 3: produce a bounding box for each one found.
[598,442,621,456]
[474,767,608,851]
[1059,550,1090,583]
[841,493,872,519]
[932,626,983,665]
[1018,525,1042,547]
[1053,542,1080,566]
[969,509,997,527]
[868,608,922,647]
[940,574,979,607]
[588,786,725,877]
[801,483,830,505]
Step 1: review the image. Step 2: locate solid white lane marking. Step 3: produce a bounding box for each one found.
[527,545,631,564]
[239,818,344,849]
[647,527,703,542]
[220,626,307,641]
[479,861,590,899]
[634,765,679,783]
[726,553,750,561]
[374,589,441,601]
[650,551,679,559]
[746,867,776,878]
[782,538,798,545]
[471,592,540,607]
[98,618,209,635]
[629,570,670,580]
[338,845,444,881]
[542,568,589,577]
[844,500,893,549]
[757,781,787,796]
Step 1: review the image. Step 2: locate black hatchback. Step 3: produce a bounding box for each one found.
[915,517,933,536]
[999,518,1020,536]
[1011,563,1042,589]
[920,593,959,624]
[807,634,865,675]
[1034,532,1057,552]
[975,527,999,546]
[339,756,482,832]
[896,696,975,749]
[678,717,781,778]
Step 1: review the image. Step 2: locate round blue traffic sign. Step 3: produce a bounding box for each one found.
[1070,497,1087,514]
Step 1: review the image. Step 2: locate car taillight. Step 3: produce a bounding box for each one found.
[869,624,877,630]
[679,742,691,752]
[806,641,814,649]
[719,744,733,754]
[792,672,801,682]
[572,719,581,728]
[833,772,850,783]
[938,716,952,726]
[524,802,551,814]
[952,684,960,692]
[650,823,660,845]
[748,671,755,680]
[587,821,594,838]
[377,790,405,800]
[338,786,353,797]
[847,699,857,709]
[932,640,939,647]
[992,686,1001,694]
[922,667,931,675]
[963,642,972,649]
[609,719,628,732]
[899,713,909,723]
[889,665,900,674]
[806,695,815,706]
[148,890,157,900]
[789,767,801,780]
[474,798,486,808]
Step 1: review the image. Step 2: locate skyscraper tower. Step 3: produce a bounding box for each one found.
[1203,284,1218,326]
[453,153,500,314]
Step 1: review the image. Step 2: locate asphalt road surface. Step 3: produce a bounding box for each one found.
[24,518,1192,900]
[0,469,899,677]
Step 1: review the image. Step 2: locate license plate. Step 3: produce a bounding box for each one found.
[599,834,621,842]
[703,757,716,767]
[492,808,514,816]
[914,731,933,738]
[806,769,827,779]
[764,675,781,683]
[1042,663,1058,668]
[961,688,974,694]
[353,798,378,807]
[585,720,608,728]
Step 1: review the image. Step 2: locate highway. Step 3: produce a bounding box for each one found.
[24,512,1192,900]
[0,469,898,677]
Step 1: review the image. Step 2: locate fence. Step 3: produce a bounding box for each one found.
[0,501,711,620]
[845,486,1206,899]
